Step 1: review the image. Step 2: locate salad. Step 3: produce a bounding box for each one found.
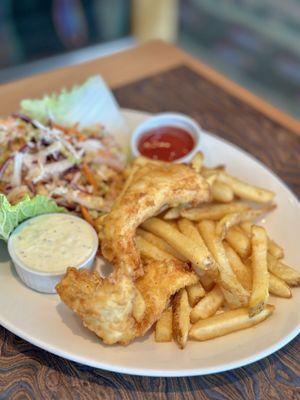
[0,76,128,234]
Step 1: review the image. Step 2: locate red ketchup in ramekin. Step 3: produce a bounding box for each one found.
[131,113,201,163]
[137,126,195,162]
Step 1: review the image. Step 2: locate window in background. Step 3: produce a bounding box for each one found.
[178,0,300,119]
[0,0,131,81]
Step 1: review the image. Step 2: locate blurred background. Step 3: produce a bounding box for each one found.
[0,0,300,119]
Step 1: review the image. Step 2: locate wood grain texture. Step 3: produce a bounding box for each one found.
[114,66,300,198]
[0,66,299,399]
[0,41,299,136]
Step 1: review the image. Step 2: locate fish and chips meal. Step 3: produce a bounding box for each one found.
[57,154,299,348]
[0,76,299,350]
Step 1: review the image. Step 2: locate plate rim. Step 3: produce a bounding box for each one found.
[0,108,299,377]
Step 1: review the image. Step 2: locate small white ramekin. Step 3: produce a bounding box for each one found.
[8,214,99,294]
[130,112,202,163]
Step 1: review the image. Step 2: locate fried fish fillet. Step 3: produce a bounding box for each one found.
[98,158,210,278]
[57,158,209,345]
[56,260,198,345]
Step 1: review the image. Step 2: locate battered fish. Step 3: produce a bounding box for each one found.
[57,157,210,345]
[99,157,210,278]
[56,260,198,345]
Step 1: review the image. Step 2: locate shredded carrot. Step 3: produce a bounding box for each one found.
[77,134,86,141]
[82,163,98,190]
[52,123,84,139]
[80,205,95,227]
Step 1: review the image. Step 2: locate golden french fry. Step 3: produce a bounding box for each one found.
[191,151,204,173]
[206,175,218,187]
[186,282,206,307]
[190,285,224,323]
[136,235,177,262]
[211,181,234,203]
[268,239,284,259]
[226,226,251,259]
[223,242,252,291]
[216,205,276,240]
[199,274,215,291]
[198,220,249,308]
[269,273,291,298]
[163,207,181,220]
[172,288,190,349]
[189,305,274,341]
[201,166,225,178]
[164,220,179,230]
[217,172,275,203]
[137,228,187,261]
[142,218,218,275]
[177,218,211,255]
[155,308,173,342]
[249,225,269,317]
[240,222,284,259]
[267,253,300,286]
[181,202,249,221]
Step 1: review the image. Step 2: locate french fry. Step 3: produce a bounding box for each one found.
[172,289,190,349]
[191,151,204,173]
[240,222,284,259]
[269,273,292,298]
[216,205,276,240]
[163,207,181,220]
[155,308,173,342]
[211,181,234,203]
[226,226,251,259]
[136,236,177,262]
[142,218,218,275]
[177,218,211,255]
[190,285,224,323]
[217,172,275,203]
[267,253,300,286]
[249,226,269,317]
[206,174,218,187]
[224,243,252,291]
[268,239,284,259]
[189,305,274,341]
[181,202,249,221]
[198,220,249,308]
[164,220,179,230]
[137,228,187,261]
[186,282,206,307]
[199,274,215,291]
[201,166,225,178]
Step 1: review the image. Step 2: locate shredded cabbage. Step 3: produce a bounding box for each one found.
[20,76,129,154]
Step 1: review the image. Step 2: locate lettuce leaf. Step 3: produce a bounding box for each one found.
[20,75,129,153]
[0,194,66,241]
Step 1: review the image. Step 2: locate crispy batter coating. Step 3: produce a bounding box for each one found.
[99,158,210,278]
[57,158,209,345]
[56,260,198,345]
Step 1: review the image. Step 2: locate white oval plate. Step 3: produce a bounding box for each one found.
[0,110,299,377]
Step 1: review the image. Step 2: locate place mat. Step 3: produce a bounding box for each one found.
[0,65,299,399]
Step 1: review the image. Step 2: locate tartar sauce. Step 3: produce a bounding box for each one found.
[11,214,97,273]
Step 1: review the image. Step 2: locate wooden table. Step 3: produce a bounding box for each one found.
[0,41,299,399]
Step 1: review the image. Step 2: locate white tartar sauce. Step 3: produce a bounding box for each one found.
[11,214,97,273]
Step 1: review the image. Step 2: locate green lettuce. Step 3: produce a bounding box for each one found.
[20,75,129,153]
[0,194,66,241]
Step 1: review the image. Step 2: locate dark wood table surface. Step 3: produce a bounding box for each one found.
[0,47,299,399]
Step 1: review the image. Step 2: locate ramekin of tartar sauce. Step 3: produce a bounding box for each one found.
[8,213,98,293]
[131,112,202,163]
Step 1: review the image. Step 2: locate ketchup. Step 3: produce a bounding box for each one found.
[137,126,194,162]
